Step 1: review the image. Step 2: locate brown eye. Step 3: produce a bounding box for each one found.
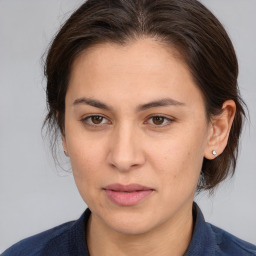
[148,115,173,127]
[152,116,165,125]
[81,115,108,127]
[91,116,104,124]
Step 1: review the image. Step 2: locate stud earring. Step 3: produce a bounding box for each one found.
[212,150,217,157]
[64,150,68,157]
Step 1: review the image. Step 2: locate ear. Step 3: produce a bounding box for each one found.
[56,111,69,157]
[62,134,69,157]
[204,100,236,160]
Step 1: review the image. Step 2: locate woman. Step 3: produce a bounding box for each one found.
[2,0,256,255]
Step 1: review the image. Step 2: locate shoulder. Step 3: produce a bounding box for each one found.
[187,202,256,256]
[208,223,256,255]
[1,220,76,256]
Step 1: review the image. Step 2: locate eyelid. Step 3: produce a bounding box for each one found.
[81,114,110,127]
[81,114,174,128]
[145,114,174,127]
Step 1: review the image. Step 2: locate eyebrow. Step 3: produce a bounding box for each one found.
[73,97,185,112]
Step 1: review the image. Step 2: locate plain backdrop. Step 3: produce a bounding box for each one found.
[0,0,256,252]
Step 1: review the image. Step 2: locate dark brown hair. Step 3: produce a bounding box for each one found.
[43,0,247,192]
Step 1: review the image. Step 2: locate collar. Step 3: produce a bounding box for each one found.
[184,202,216,255]
[72,202,216,256]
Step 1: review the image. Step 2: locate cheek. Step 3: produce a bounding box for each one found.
[69,140,101,180]
[153,127,206,192]
[68,143,103,208]
[65,119,103,176]
[65,130,103,195]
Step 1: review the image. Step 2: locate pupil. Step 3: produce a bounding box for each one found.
[153,116,163,125]
[92,116,102,124]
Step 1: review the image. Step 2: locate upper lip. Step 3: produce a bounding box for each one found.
[104,183,154,192]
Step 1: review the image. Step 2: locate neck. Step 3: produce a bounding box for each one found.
[87,204,194,256]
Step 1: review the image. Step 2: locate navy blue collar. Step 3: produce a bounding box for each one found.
[72,202,215,255]
[184,202,215,255]
[3,202,255,255]
[71,202,255,255]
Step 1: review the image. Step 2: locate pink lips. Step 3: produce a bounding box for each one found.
[104,184,154,206]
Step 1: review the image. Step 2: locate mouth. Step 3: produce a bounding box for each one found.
[103,183,154,206]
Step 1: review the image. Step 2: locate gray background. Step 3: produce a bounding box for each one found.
[0,0,255,252]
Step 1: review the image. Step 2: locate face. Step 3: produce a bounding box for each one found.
[63,38,212,235]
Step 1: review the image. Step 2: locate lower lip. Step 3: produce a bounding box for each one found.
[104,189,153,206]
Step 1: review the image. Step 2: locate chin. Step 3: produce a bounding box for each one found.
[97,206,161,235]
[108,218,156,235]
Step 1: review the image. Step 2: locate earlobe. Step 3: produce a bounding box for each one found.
[204,100,236,160]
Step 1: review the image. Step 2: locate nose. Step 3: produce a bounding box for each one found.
[107,122,145,172]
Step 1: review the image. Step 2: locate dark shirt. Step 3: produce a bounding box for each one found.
[2,202,256,256]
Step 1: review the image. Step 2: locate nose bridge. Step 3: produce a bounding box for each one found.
[107,121,144,171]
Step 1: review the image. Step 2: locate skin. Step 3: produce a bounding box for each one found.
[62,37,236,256]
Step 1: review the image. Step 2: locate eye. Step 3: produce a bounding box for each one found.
[146,115,174,127]
[81,115,109,127]
[81,114,174,128]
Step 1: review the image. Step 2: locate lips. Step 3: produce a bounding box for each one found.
[103,183,154,206]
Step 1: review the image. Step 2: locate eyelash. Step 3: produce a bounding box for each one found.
[80,114,174,129]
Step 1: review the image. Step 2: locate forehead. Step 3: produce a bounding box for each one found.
[71,38,185,78]
[67,38,204,111]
